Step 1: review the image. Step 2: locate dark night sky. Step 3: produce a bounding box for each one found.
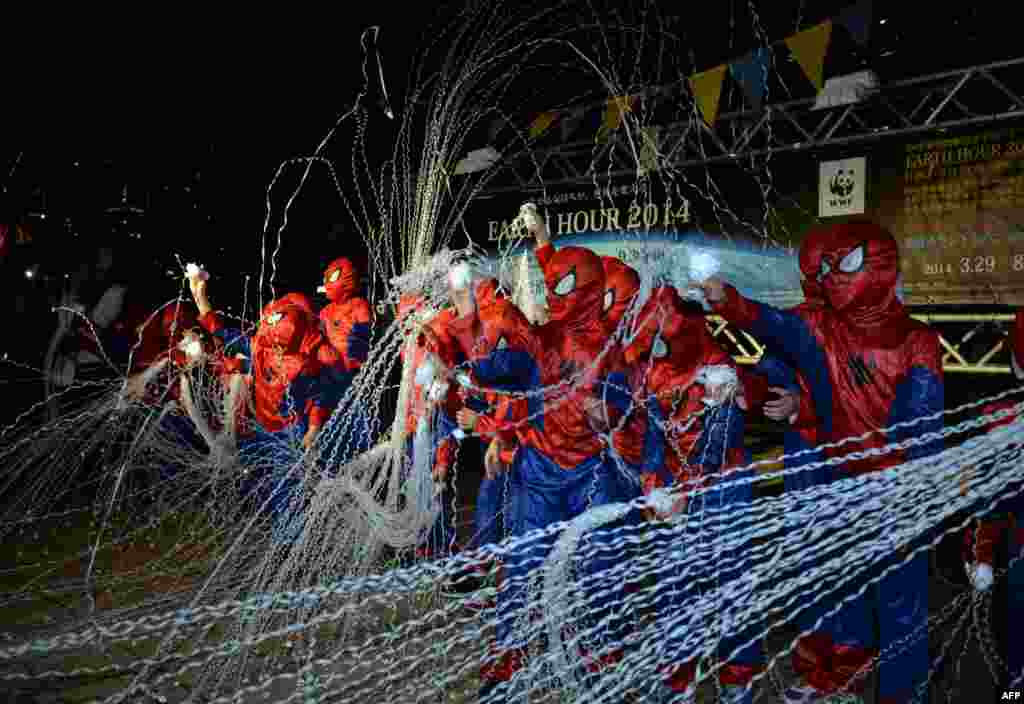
[4,1,1018,298]
[0,0,1017,392]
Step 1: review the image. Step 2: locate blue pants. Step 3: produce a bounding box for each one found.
[474,472,512,549]
[238,422,309,545]
[241,403,376,545]
[820,549,929,703]
[782,432,832,637]
[497,446,641,651]
[158,411,205,484]
[782,430,828,493]
[403,413,459,557]
[651,469,762,694]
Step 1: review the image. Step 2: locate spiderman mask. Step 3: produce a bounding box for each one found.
[814,222,900,323]
[544,246,605,327]
[601,256,641,332]
[624,286,709,368]
[255,294,319,356]
[319,257,359,303]
[798,228,829,307]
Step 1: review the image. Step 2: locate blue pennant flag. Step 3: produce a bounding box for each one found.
[729,47,771,111]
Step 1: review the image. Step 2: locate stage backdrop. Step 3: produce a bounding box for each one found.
[872,126,1024,306]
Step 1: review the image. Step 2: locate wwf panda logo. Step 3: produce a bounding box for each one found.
[829,168,856,198]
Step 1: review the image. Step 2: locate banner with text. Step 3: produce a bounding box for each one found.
[898,128,1024,304]
[484,183,692,243]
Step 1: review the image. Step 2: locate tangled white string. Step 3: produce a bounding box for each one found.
[3,1,1023,702]
[1,397,1022,703]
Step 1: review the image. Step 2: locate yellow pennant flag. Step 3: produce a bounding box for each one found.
[596,95,637,142]
[785,20,833,92]
[688,65,727,127]
[529,112,558,139]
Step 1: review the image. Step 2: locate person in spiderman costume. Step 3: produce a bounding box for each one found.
[960,308,1024,690]
[746,229,830,488]
[614,283,757,703]
[470,205,639,696]
[122,302,201,391]
[601,255,641,337]
[118,302,213,486]
[74,297,155,373]
[319,257,373,375]
[446,276,525,551]
[728,229,836,667]
[189,272,340,545]
[702,221,944,704]
[317,256,375,460]
[597,254,643,486]
[396,291,465,559]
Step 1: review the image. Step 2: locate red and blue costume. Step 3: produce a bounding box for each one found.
[319,257,373,374]
[199,293,338,543]
[130,303,200,374]
[748,228,829,488]
[710,222,943,703]
[475,244,640,692]
[127,303,211,484]
[76,297,156,373]
[961,310,1024,688]
[396,294,463,558]
[618,285,757,699]
[599,255,644,480]
[445,279,525,550]
[318,257,375,462]
[600,255,640,338]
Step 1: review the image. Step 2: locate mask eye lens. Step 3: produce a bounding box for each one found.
[266,312,284,326]
[329,270,341,283]
[652,336,669,359]
[495,335,508,350]
[553,269,576,297]
[817,259,832,282]
[603,289,615,312]
[838,245,865,273]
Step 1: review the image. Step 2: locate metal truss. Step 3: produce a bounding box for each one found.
[479,57,1024,196]
[708,313,1020,375]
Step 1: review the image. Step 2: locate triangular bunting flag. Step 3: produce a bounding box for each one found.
[529,112,558,139]
[688,65,727,127]
[730,47,770,111]
[785,21,833,92]
[836,0,872,46]
[639,126,661,173]
[596,96,637,142]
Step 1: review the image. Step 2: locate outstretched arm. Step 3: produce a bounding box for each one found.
[190,271,252,365]
[703,277,833,436]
